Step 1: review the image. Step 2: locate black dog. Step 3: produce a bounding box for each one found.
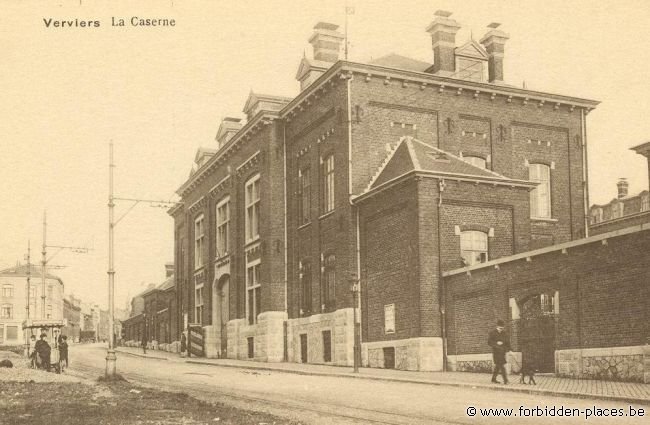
[519,363,537,385]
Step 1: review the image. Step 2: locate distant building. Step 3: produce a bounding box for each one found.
[0,264,64,346]
[589,142,650,235]
[62,296,82,342]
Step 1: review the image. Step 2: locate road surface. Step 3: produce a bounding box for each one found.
[70,344,646,424]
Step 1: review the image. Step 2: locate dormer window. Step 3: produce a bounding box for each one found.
[454,40,488,82]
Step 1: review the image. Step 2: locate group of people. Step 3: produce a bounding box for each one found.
[28,332,69,372]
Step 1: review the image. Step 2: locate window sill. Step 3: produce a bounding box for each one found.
[244,237,260,248]
[531,217,559,223]
[318,210,335,221]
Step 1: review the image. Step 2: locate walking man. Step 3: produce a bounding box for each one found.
[34,333,51,371]
[488,319,511,384]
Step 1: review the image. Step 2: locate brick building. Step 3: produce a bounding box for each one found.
[171,12,600,369]
[589,142,650,235]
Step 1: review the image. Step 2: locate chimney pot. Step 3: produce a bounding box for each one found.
[426,11,461,74]
[617,178,629,199]
[479,24,509,82]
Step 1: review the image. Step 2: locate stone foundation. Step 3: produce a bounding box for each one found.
[363,337,444,371]
[202,325,221,358]
[226,311,287,362]
[287,308,354,366]
[447,352,521,374]
[557,346,646,383]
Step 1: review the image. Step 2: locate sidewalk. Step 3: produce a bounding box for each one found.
[115,346,650,405]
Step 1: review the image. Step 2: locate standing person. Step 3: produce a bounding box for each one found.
[28,335,37,368]
[141,333,147,354]
[488,319,511,384]
[180,332,187,358]
[59,335,69,370]
[34,333,51,372]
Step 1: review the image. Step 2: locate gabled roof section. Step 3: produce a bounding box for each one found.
[364,137,537,194]
[295,56,331,81]
[243,91,292,117]
[368,54,431,73]
[455,40,488,60]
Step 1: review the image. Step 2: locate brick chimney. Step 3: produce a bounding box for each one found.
[309,22,344,63]
[164,262,174,278]
[426,10,461,75]
[617,178,629,199]
[479,23,509,83]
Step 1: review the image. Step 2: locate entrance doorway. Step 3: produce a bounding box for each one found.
[212,275,230,357]
[517,293,557,373]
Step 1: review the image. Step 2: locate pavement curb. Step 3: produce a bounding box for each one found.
[186,360,650,406]
[116,349,168,361]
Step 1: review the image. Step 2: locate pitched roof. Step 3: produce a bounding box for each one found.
[364,137,536,193]
[0,264,63,283]
[368,54,431,73]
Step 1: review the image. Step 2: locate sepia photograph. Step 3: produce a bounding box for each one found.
[0,0,648,423]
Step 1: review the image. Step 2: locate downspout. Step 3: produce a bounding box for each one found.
[437,178,448,372]
[283,121,288,312]
[346,71,363,356]
[581,108,590,238]
[283,120,289,362]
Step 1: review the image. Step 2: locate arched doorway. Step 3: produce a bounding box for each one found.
[517,292,558,373]
[212,274,230,357]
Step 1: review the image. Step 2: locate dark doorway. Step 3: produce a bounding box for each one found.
[300,334,308,363]
[322,330,332,363]
[518,293,557,373]
[383,347,395,369]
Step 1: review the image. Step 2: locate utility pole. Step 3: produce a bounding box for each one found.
[106,141,116,378]
[24,240,32,357]
[41,212,47,319]
[105,141,179,378]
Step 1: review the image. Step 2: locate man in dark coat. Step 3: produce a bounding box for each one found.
[34,333,51,371]
[488,319,511,384]
[59,335,69,369]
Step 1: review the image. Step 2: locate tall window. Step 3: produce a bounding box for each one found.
[47,285,53,300]
[1,285,13,298]
[245,174,261,242]
[322,254,336,311]
[321,155,335,214]
[46,304,52,319]
[216,197,230,257]
[463,156,487,169]
[194,215,205,269]
[246,261,261,325]
[300,261,312,316]
[612,201,624,219]
[1,304,12,319]
[460,231,488,266]
[298,167,311,225]
[529,163,551,219]
[195,284,203,324]
[642,195,650,212]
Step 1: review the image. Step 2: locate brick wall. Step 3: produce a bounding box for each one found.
[444,228,650,356]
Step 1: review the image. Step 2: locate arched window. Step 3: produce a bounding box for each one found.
[460,231,488,266]
[321,254,336,312]
[529,163,551,219]
[463,156,486,169]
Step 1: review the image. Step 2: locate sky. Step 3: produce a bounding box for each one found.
[1,0,648,310]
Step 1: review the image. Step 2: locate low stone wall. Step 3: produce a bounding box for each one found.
[363,337,444,371]
[557,346,647,383]
[287,308,354,366]
[447,352,521,374]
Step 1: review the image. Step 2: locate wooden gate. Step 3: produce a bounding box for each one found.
[188,324,204,357]
[517,293,557,373]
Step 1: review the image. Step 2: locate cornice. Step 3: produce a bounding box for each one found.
[176,112,277,198]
